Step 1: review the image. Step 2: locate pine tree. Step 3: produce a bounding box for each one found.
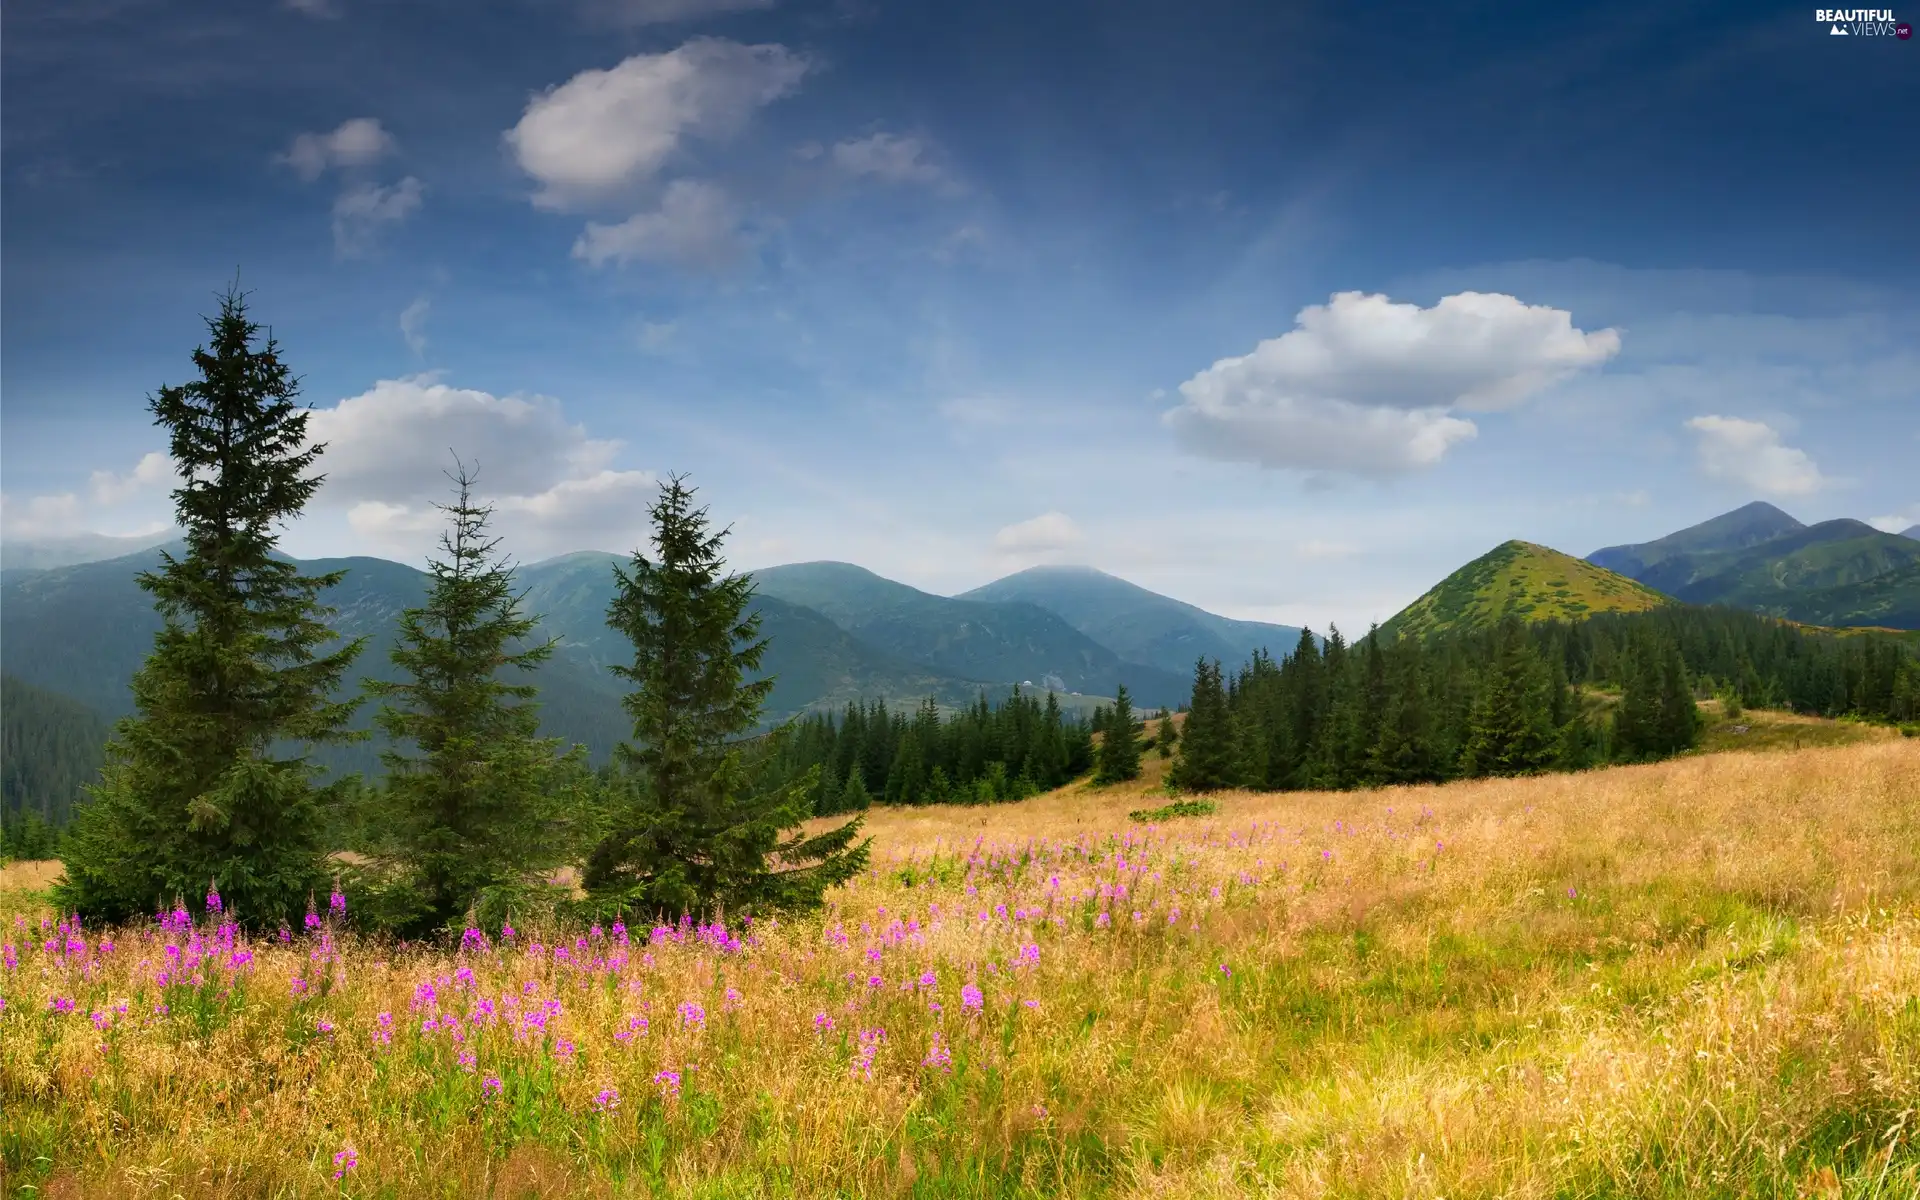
[56,289,364,928]
[1612,637,1663,761]
[1170,659,1237,792]
[1655,638,1701,755]
[1154,709,1179,758]
[1461,622,1556,777]
[1094,685,1142,784]
[581,476,868,919]
[360,462,586,937]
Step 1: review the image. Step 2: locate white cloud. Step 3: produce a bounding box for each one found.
[993,511,1084,556]
[89,452,177,506]
[305,376,658,556]
[332,177,424,256]
[1,450,179,540]
[504,39,807,210]
[280,118,395,181]
[284,0,340,16]
[585,0,777,26]
[1683,415,1827,497]
[831,133,945,186]
[573,180,743,269]
[1165,290,1619,476]
[1868,506,1920,535]
[399,297,430,356]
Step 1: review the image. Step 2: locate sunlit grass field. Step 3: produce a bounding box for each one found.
[3,730,1918,1198]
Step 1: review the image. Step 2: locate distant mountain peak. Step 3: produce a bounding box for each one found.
[1902,525,1920,542]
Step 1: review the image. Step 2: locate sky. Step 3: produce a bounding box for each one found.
[3,0,1917,632]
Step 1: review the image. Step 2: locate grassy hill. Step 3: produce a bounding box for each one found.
[956,565,1305,677]
[1381,540,1673,640]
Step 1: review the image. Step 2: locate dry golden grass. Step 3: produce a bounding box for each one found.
[4,738,1918,1198]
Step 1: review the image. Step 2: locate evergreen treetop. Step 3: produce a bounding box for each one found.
[582,476,868,920]
[57,288,364,928]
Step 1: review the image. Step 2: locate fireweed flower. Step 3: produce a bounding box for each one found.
[458,1050,477,1072]
[205,882,222,915]
[922,1032,953,1073]
[304,911,322,932]
[332,1146,358,1179]
[723,987,741,1011]
[654,1069,682,1100]
[315,1018,335,1037]
[329,887,347,919]
[960,984,984,1012]
[678,1001,706,1030]
[813,1012,835,1034]
[482,1076,504,1099]
[49,996,75,1013]
[852,1028,885,1080]
[614,1015,648,1044]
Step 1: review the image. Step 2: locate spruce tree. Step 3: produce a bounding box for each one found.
[57,290,365,928]
[1170,659,1237,792]
[1094,685,1142,784]
[1461,622,1556,777]
[1154,709,1179,758]
[360,462,585,937]
[582,476,868,919]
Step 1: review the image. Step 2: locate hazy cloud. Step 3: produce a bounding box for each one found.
[281,118,395,181]
[573,180,743,268]
[332,177,424,256]
[399,297,430,356]
[831,132,945,187]
[505,39,807,210]
[1684,415,1827,497]
[993,511,1084,556]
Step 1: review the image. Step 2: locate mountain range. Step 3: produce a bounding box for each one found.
[1586,502,1920,628]
[1379,541,1670,641]
[0,545,1304,786]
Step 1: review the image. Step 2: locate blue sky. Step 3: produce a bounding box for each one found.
[3,0,1917,631]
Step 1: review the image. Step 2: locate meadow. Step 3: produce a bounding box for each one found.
[3,729,1918,1198]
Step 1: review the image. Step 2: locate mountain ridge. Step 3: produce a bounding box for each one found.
[1382,540,1672,641]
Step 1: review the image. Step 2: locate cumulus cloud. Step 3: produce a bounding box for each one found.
[280,118,395,181]
[332,177,424,256]
[306,375,657,556]
[1165,290,1620,475]
[993,512,1084,557]
[505,39,807,210]
[573,180,743,269]
[1684,415,1827,497]
[399,297,430,356]
[584,0,777,26]
[1,450,180,540]
[831,133,945,186]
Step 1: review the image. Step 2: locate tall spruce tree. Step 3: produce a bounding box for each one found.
[1170,659,1237,792]
[56,289,364,928]
[1461,621,1557,777]
[1094,684,1142,784]
[361,462,586,937]
[582,476,868,919]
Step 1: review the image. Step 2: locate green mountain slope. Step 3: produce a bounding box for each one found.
[0,528,181,572]
[956,565,1305,676]
[1382,541,1673,641]
[1587,501,1805,588]
[1770,560,1920,630]
[1901,525,1920,542]
[2,674,110,832]
[750,562,1190,705]
[0,549,1014,780]
[1674,518,1920,618]
[516,553,1000,721]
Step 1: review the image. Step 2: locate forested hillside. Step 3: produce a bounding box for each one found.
[1,675,108,855]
